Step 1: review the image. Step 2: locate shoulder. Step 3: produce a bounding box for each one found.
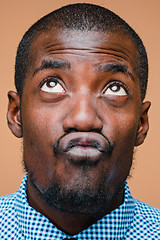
[0,192,18,212]
[0,192,18,222]
[0,175,27,214]
[134,198,160,223]
[126,198,160,239]
[0,192,17,206]
[0,192,23,239]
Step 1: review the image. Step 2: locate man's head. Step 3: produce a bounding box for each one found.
[7,3,150,216]
[15,3,148,101]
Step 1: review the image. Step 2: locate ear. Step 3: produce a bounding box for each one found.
[135,101,151,146]
[7,91,23,138]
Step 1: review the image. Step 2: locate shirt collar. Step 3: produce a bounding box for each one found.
[15,174,135,239]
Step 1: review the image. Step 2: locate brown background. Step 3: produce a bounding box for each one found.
[0,0,160,209]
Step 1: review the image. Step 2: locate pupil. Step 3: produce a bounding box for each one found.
[47,81,56,88]
[111,85,119,92]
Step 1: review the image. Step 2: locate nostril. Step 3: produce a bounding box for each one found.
[67,128,80,133]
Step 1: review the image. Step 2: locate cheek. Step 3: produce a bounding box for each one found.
[113,113,139,154]
[21,106,63,187]
[22,103,63,141]
[102,100,140,144]
[103,111,139,174]
[23,124,54,187]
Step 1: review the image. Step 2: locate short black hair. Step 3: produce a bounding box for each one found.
[15,3,148,101]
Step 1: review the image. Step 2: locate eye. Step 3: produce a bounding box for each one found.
[103,83,127,96]
[41,78,65,93]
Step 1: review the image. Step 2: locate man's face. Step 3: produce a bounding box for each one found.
[13,28,149,215]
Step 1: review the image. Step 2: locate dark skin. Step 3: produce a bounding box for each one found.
[7,28,150,235]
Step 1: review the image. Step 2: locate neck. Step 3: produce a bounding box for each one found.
[27,178,124,235]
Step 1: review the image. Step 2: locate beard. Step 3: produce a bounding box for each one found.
[28,168,125,217]
[24,130,130,217]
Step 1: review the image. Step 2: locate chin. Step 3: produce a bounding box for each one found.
[30,171,125,217]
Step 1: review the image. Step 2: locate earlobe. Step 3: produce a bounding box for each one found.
[7,91,23,138]
[135,101,151,146]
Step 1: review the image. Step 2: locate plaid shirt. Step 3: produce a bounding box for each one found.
[0,174,160,239]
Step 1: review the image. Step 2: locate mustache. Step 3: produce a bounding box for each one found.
[52,130,113,155]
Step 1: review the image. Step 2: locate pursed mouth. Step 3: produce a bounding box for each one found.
[53,132,113,163]
[62,138,107,153]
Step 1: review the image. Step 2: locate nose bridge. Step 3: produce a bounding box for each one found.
[63,87,103,132]
[73,87,94,119]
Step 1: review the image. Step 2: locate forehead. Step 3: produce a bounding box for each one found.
[28,28,138,76]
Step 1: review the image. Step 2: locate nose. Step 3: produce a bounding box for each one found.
[63,90,103,132]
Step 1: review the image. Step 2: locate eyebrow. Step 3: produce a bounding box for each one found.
[33,59,71,76]
[33,59,134,81]
[97,62,135,81]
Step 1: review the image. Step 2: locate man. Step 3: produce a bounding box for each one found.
[0,3,159,239]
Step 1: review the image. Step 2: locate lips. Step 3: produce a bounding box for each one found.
[53,132,112,162]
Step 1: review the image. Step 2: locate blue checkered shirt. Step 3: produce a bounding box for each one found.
[0,174,160,239]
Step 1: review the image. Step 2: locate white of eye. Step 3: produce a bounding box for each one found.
[41,80,65,93]
[103,84,127,96]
